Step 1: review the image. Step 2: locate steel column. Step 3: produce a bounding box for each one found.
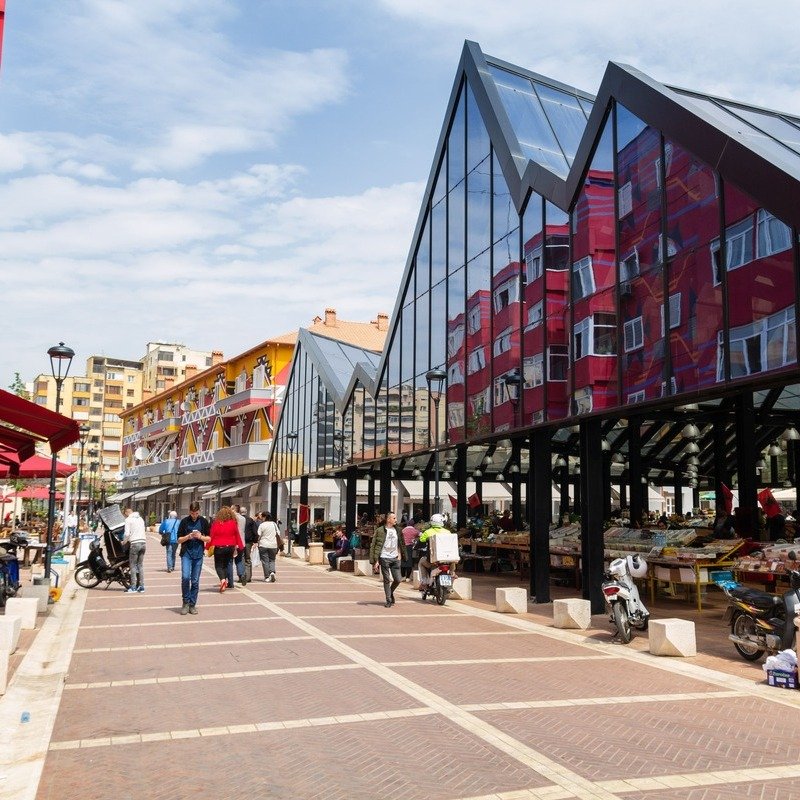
[529,429,551,603]
[580,419,605,613]
[735,393,759,539]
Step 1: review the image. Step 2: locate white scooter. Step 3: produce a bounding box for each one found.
[601,554,649,643]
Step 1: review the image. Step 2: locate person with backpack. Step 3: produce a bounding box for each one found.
[256,510,282,582]
[159,510,181,573]
[327,527,351,570]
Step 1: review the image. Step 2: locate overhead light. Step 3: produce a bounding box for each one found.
[601,438,611,452]
[482,455,492,466]
[781,427,800,441]
[611,453,625,465]
[411,468,421,478]
[641,476,648,484]
[496,473,506,482]
[685,464,698,474]
[509,464,520,474]
[686,455,699,466]
[473,469,482,478]
[767,443,782,457]
[681,423,700,440]
[684,442,700,454]
[688,477,698,488]
[554,457,567,469]
[783,479,793,488]
[676,403,700,413]
[755,458,766,471]
[441,471,451,480]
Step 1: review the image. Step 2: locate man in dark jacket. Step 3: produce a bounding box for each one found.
[176,502,211,615]
[369,512,406,608]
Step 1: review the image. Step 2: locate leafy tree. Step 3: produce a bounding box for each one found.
[9,372,30,399]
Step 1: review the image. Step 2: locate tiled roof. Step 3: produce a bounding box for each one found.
[271,313,388,351]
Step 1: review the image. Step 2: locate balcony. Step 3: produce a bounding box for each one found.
[137,460,177,479]
[213,442,272,466]
[215,387,280,418]
[139,416,181,442]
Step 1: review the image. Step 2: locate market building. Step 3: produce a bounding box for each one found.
[268,41,800,612]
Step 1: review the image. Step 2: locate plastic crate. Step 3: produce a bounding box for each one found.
[767,669,799,689]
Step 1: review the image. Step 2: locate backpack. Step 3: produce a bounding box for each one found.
[349,531,361,551]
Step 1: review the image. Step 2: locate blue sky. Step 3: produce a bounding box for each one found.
[3,0,799,387]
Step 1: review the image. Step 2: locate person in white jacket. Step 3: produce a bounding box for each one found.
[123,508,147,593]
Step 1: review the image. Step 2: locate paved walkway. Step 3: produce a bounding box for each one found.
[7,536,800,799]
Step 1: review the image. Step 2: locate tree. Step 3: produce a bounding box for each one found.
[8,372,30,400]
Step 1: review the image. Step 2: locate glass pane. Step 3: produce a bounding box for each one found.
[466,155,490,262]
[664,140,722,393]
[447,178,465,277]
[467,83,490,174]
[446,267,466,444]
[429,200,444,291]
[578,97,594,119]
[418,210,432,297]
[387,331,400,387]
[448,87,466,191]
[533,81,588,164]
[432,160,446,207]
[492,152,517,244]
[401,304,415,382]
[431,280,447,371]
[719,103,800,154]
[415,291,430,376]
[465,252,492,439]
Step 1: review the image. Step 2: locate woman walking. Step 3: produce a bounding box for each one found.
[257,511,282,582]
[208,506,244,592]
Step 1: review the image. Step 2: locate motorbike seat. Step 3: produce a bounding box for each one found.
[728,586,781,609]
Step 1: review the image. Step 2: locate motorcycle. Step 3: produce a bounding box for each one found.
[75,533,131,591]
[420,562,453,606]
[0,531,27,607]
[723,564,800,662]
[602,554,650,643]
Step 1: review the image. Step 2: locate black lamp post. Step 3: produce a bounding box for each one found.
[87,453,98,520]
[332,431,345,522]
[425,369,447,517]
[45,342,75,595]
[504,369,523,429]
[76,424,90,521]
[286,432,298,555]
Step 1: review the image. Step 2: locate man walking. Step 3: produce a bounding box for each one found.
[233,504,251,586]
[369,512,406,608]
[123,507,147,593]
[176,502,210,615]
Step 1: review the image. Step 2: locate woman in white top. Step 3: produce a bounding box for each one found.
[257,511,282,582]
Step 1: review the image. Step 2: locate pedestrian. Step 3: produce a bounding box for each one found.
[327,527,351,570]
[257,511,282,582]
[176,502,210,615]
[401,518,418,581]
[123,507,147,593]
[64,510,78,546]
[232,504,250,585]
[209,506,244,592]
[369,511,406,608]
[159,510,181,572]
[417,513,455,593]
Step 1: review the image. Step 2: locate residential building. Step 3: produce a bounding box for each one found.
[139,342,218,395]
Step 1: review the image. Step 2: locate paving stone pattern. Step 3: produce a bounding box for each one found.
[33,543,800,800]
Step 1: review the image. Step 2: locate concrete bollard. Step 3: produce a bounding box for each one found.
[553,598,592,630]
[649,618,697,657]
[495,587,528,613]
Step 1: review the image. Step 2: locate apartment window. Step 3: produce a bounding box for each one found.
[467,306,481,334]
[35,396,48,406]
[106,385,121,395]
[532,410,545,425]
[74,382,90,392]
[522,355,544,389]
[161,367,176,377]
[92,393,103,402]
[618,181,633,217]
[493,327,513,357]
[548,345,568,381]
[574,313,617,359]
[660,293,682,334]
[572,256,595,301]
[448,403,465,429]
[103,413,117,422]
[127,389,134,397]
[661,377,678,397]
[106,371,121,380]
[157,350,174,361]
[655,236,679,265]
[624,316,644,352]
[756,209,791,257]
[74,397,89,407]
[448,324,465,357]
[467,346,486,375]
[573,386,593,415]
[105,399,122,409]
[627,390,646,404]
[525,246,543,282]
[573,317,591,360]
[205,357,212,366]
[448,361,464,385]
[156,380,165,389]
[711,216,754,284]
[468,388,490,417]
[525,301,543,331]
[722,306,797,380]
[127,375,135,383]
[620,249,639,281]
[493,277,520,313]
[92,364,104,374]
[35,381,48,393]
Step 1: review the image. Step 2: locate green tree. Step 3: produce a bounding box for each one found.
[9,372,30,399]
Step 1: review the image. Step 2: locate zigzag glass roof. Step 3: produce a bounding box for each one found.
[487,63,593,177]
[310,333,380,397]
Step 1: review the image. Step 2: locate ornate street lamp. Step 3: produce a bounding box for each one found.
[425,369,447,517]
[503,369,523,429]
[45,342,74,596]
[76,424,90,520]
[286,432,298,556]
[87,450,98,520]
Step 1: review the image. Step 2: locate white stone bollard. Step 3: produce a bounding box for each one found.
[354,560,372,576]
[412,569,421,590]
[292,546,306,561]
[0,647,8,695]
[5,598,38,629]
[553,598,592,630]
[450,577,473,600]
[0,615,22,653]
[24,584,50,614]
[649,618,697,657]
[495,587,528,613]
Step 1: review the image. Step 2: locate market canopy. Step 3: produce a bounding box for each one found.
[0,453,76,479]
[0,389,80,458]
[7,486,65,501]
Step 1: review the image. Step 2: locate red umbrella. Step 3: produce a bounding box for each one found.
[7,486,65,501]
[0,453,76,479]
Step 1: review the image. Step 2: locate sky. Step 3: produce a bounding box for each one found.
[3,0,800,388]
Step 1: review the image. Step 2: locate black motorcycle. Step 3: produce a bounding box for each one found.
[723,564,800,661]
[0,531,26,607]
[74,531,131,590]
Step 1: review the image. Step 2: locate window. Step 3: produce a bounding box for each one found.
[161,367,176,377]
[448,324,465,357]
[548,345,568,381]
[531,410,545,425]
[35,396,48,406]
[573,317,591,360]
[106,371,121,380]
[157,350,174,362]
[448,403,465,429]
[660,377,678,397]
[127,375,135,383]
[92,393,103,402]
[205,357,212,367]
[493,277,520,313]
[574,313,617,358]
[722,306,798,380]
[103,413,117,422]
[624,316,644,352]
[756,209,791,257]
[72,397,89,407]
[525,246,543,282]
[655,237,678,264]
[448,361,464,385]
[467,306,481,334]
[126,389,134,397]
[618,181,633,217]
[525,301,544,330]
[467,347,486,375]
[106,385,121,395]
[627,390,645,404]
[573,386,593,415]
[660,293,681,334]
[493,327,513,357]
[105,399,122,409]
[74,382,90,393]
[710,216,754,284]
[620,249,639,281]
[156,380,165,389]
[468,388,490,417]
[572,256,595,300]
[253,363,267,389]
[522,354,544,389]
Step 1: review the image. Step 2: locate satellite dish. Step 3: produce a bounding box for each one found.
[134,446,149,461]
[180,401,190,412]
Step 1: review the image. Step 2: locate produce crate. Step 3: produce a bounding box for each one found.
[767,669,799,689]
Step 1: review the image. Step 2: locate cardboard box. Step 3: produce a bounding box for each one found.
[429,532,460,563]
[767,669,799,689]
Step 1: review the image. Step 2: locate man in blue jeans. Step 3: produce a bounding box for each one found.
[176,502,210,615]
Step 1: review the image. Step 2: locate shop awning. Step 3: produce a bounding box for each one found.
[106,490,135,503]
[131,486,169,501]
[220,480,261,497]
[201,484,231,499]
[0,388,80,454]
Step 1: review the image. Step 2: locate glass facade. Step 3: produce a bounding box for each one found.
[269,46,800,480]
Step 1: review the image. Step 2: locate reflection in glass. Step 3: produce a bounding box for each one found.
[448,86,465,191]
[465,250,492,439]
[401,304,414,381]
[447,266,466,444]
[415,292,430,377]
[467,83,491,174]
[466,156,490,262]
[448,179,465,276]
[522,193,545,424]
[493,153,516,244]
[430,281,447,370]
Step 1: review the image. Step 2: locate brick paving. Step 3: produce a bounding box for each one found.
[8,541,800,800]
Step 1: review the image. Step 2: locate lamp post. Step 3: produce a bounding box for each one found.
[425,369,447,517]
[75,424,90,521]
[503,369,523,429]
[45,342,75,596]
[332,431,345,522]
[88,455,98,522]
[286,432,298,556]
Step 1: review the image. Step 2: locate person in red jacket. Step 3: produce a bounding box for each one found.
[209,506,244,592]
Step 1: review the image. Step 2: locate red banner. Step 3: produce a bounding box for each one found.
[468,493,481,509]
[298,504,310,526]
[757,488,782,518]
[721,483,734,515]
[448,494,458,508]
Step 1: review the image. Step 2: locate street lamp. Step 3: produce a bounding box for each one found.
[332,431,345,468]
[87,453,98,520]
[286,432,298,556]
[76,424,90,521]
[425,368,447,517]
[45,342,75,596]
[503,369,523,428]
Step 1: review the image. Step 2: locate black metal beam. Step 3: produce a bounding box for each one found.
[580,419,605,613]
[530,429,551,603]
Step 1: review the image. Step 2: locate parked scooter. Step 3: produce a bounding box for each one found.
[0,531,27,607]
[602,554,650,643]
[723,562,800,661]
[75,537,131,590]
[420,563,453,606]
